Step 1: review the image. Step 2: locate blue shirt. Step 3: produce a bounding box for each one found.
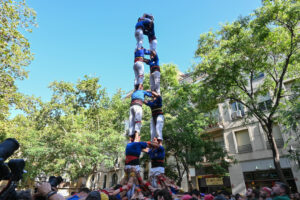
[125,142,148,157]
[135,20,151,30]
[136,19,155,40]
[146,54,159,68]
[148,146,165,161]
[131,90,152,101]
[134,48,151,58]
[144,23,155,40]
[146,96,162,108]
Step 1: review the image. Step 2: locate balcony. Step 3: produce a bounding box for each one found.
[205,112,224,133]
[206,122,224,133]
[266,138,284,149]
[238,144,253,154]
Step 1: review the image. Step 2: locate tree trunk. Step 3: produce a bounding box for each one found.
[267,124,288,185]
[185,166,194,192]
[175,154,182,187]
[181,156,194,191]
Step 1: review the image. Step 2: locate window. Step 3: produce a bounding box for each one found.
[235,130,252,153]
[231,102,245,120]
[103,175,107,189]
[111,173,118,186]
[214,137,225,149]
[258,99,272,111]
[265,125,284,149]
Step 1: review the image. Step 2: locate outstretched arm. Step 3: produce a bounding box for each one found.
[143,58,150,64]
[144,90,152,97]
[147,141,159,148]
[142,147,149,153]
[151,91,159,97]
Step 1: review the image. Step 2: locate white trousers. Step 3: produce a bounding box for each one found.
[149,167,165,177]
[135,28,143,49]
[129,105,143,136]
[150,71,160,95]
[150,114,164,141]
[150,39,157,51]
[150,167,165,188]
[133,61,144,86]
[125,165,141,173]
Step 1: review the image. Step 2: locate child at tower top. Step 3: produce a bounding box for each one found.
[135,14,157,51]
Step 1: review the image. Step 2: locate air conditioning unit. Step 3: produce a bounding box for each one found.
[231,110,243,120]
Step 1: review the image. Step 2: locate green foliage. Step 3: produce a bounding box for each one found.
[279,80,300,137]
[194,0,299,121]
[8,76,128,184]
[278,80,300,166]
[0,0,36,138]
[164,81,231,174]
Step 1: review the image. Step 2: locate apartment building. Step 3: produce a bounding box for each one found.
[186,73,300,194]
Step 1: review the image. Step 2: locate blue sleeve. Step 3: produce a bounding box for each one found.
[144,49,151,55]
[140,142,148,149]
[144,91,152,97]
[149,60,154,66]
[135,21,142,28]
[146,101,155,107]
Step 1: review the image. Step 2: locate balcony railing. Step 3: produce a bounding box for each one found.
[238,144,253,154]
[205,116,224,133]
[266,138,284,149]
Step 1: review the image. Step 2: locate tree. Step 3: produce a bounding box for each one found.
[8,76,128,184]
[141,64,231,191]
[0,0,36,139]
[164,82,231,191]
[193,0,299,184]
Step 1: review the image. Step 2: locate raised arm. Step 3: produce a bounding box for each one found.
[144,90,152,97]
[144,49,151,55]
[151,91,159,97]
[143,58,150,65]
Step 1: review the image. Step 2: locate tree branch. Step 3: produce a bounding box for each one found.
[269,28,295,119]
[250,70,254,96]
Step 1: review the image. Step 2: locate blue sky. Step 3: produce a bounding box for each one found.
[18,0,261,101]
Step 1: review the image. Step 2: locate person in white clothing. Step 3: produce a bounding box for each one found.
[144,91,164,143]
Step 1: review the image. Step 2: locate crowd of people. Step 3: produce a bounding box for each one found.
[12,181,299,200]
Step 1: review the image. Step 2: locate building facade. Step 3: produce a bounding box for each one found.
[189,74,300,194]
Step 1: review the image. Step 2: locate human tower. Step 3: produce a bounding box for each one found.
[110,14,181,199]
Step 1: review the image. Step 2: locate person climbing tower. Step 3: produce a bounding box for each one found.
[144,50,161,95]
[144,91,164,143]
[135,13,157,51]
[133,47,150,87]
[129,84,152,139]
